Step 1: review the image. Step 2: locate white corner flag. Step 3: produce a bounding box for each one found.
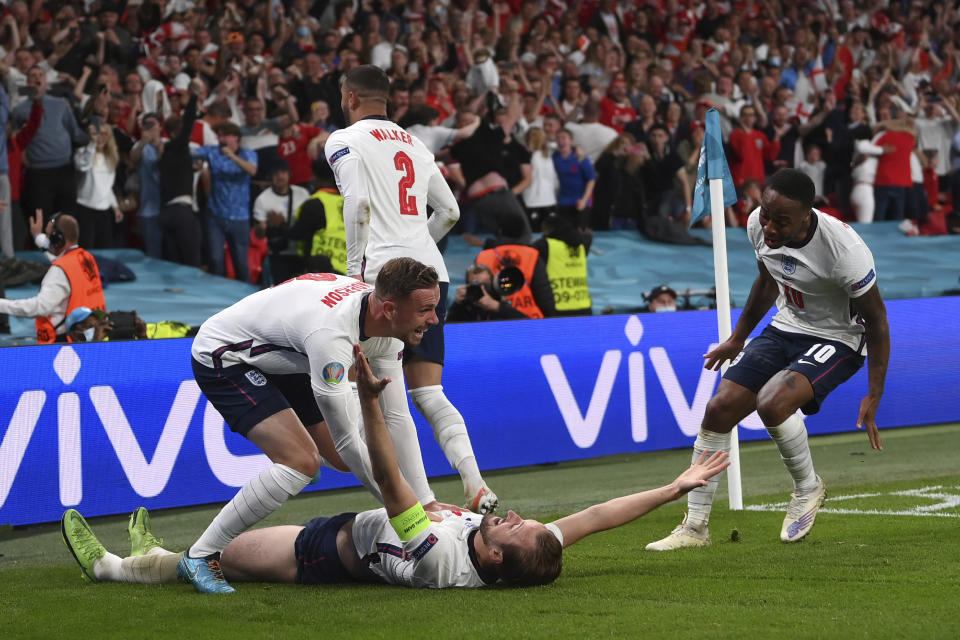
[690,107,744,510]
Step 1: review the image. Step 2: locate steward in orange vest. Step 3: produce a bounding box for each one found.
[475,244,555,319]
[0,213,106,344]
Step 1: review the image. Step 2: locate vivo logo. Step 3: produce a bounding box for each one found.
[541,316,765,448]
[0,346,271,510]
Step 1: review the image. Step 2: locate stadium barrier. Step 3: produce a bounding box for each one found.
[1,297,956,525]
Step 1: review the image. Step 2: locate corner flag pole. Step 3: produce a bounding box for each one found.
[691,108,743,510]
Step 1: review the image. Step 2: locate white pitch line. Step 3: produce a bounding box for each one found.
[745,485,960,518]
[744,505,960,518]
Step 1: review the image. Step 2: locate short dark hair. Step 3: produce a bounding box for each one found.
[215,121,242,137]
[206,100,233,119]
[766,168,815,209]
[496,528,563,587]
[344,64,390,102]
[375,257,439,300]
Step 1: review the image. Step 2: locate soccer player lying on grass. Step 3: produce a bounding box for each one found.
[62,345,729,590]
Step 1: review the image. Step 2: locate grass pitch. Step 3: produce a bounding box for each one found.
[2,423,960,639]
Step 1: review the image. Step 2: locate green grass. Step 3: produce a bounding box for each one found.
[3,423,960,639]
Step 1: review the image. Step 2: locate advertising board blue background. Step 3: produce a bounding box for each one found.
[1,297,958,525]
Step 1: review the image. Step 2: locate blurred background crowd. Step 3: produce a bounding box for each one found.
[1,0,959,329]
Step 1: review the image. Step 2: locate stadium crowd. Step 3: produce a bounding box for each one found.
[0,0,958,321]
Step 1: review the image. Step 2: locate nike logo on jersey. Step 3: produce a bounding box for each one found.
[797,359,815,365]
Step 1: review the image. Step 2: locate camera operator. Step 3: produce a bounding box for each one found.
[447,264,530,323]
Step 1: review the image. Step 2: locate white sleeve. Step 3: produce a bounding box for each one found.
[855,139,885,157]
[252,192,269,223]
[425,167,460,243]
[0,266,70,317]
[832,243,877,299]
[304,330,383,501]
[326,135,370,278]
[370,351,436,506]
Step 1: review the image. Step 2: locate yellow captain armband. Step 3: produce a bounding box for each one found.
[389,503,430,541]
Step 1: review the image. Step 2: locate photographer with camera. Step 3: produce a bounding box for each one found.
[447,264,530,323]
[0,211,105,344]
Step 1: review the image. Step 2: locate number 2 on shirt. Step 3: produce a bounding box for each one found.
[395,151,417,215]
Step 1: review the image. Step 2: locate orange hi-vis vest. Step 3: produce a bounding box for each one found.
[35,247,106,344]
[475,244,544,319]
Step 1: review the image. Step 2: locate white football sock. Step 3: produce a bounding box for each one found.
[685,429,732,528]
[94,549,180,584]
[767,414,818,492]
[189,463,310,558]
[409,385,485,498]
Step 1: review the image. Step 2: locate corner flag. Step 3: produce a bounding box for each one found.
[689,107,743,511]
[690,108,737,226]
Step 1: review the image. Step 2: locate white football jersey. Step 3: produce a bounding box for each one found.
[747,209,877,353]
[325,117,451,283]
[191,273,404,396]
[352,507,491,589]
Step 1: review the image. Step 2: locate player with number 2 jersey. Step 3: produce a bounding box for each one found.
[325,65,499,515]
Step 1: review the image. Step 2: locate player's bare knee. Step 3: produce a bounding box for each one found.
[755,389,790,426]
[702,396,738,432]
[283,448,321,478]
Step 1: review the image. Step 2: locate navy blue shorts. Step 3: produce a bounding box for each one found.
[403,281,448,365]
[192,358,324,436]
[724,325,865,415]
[294,512,359,585]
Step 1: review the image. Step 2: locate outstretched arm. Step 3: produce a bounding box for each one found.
[551,452,730,548]
[353,344,419,517]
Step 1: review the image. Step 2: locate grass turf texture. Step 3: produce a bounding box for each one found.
[2,423,960,639]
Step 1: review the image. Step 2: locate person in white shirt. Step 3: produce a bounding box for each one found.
[252,160,311,283]
[851,136,894,223]
[252,160,311,236]
[74,122,122,249]
[796,143,827,198]
[61,342,730,590]
[564,99,618,164]
[521,127,559,231]
[176,258,455,594]
[325,65,498,515]
[648,169,889,551]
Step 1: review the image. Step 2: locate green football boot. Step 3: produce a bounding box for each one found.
[61,509,106,583]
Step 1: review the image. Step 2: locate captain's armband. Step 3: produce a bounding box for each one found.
[389,503,430,542]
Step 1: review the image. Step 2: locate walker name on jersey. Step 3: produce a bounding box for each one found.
[321,281,371,308]
[369,128,414,146]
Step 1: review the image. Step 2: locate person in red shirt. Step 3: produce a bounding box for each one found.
[599,74,637,133]
[728,103,780,188]
[277,122,328,187]
[872,123,915,222]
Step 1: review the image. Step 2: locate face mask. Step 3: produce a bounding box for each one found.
[654,305,676,313]
[297,26,310,38]
[768,56,781,67]
[82,327,96,341]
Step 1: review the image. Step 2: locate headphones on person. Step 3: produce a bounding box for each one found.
[48,213,66,251]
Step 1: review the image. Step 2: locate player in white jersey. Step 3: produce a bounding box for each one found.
[61,343,730,590]
[177,257,453,594]
[647,169,890,551]
[325,65,499,514]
